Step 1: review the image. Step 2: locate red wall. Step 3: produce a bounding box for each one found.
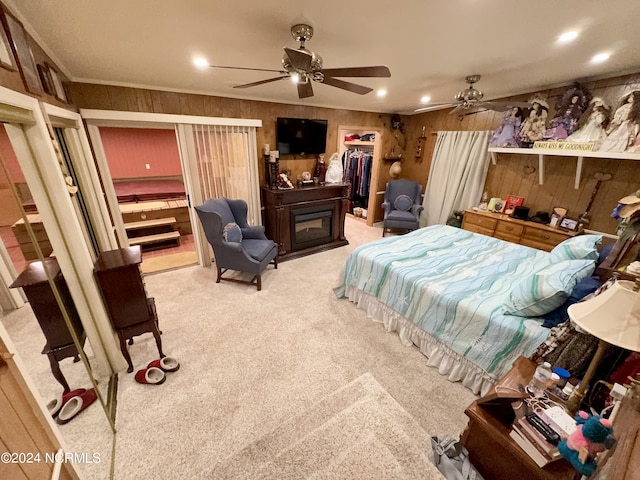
[99,127,182,179]
[0,126,24,183]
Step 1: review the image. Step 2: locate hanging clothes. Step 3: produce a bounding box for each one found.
[341,149,373,211]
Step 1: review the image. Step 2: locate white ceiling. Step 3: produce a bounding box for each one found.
[8,0,640,115]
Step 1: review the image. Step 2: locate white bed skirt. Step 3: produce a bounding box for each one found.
[344,285,497,397]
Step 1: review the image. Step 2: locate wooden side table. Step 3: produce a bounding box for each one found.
[9,258,86,393]
[461,356,579,480]
[93,246,164,372]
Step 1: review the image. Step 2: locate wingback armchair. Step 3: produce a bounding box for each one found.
[381,179,423,236]
[194,198,277,291]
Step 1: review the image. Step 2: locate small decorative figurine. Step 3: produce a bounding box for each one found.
[489,106,524,147]
[600,90,640,152]
[544,82,592,140]
[566,97,612,148]
[519,95,549,147]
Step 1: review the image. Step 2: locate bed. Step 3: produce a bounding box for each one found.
[334,224,600,396]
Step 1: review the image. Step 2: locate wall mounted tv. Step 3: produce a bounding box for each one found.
[276,117,328,156]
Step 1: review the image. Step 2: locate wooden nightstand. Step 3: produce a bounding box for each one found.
[461,356,579,480]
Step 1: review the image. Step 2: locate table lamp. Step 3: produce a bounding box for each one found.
[565,278,640,413]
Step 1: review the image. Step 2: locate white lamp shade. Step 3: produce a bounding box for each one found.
[568,280,640,352]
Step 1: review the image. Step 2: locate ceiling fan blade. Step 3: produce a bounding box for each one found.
[209,65,286,74]
[320,66,391,78]
[233,76,288,89]
[414,103,456,113]
[320,77,372,95]
[448,104,468,115]
[297,81,314,98]
[284,47,312,71]
[482,101,533,111]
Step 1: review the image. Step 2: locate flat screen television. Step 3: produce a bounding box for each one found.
[276,117,328,155]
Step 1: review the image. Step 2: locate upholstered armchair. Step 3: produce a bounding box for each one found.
[381,179,423,236]
[194,198,277,291]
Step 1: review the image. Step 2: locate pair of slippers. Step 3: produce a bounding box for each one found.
[47,388,97,425]
[134,357,180,385]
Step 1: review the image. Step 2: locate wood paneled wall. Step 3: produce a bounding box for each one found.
[67,71,640,235]
[405,73,640,234]
[67,83,403,196]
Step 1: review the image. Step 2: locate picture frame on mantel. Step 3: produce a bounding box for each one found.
[0,11,16,71]
[1,7,42,95]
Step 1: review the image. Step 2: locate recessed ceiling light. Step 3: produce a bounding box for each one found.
[420,96,431,104]
[377,89,387,98]
[591,53,610,64]
[558,31,578,43]
[193,58,209,68]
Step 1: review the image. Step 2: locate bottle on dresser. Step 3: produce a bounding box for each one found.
[527,361,552,397]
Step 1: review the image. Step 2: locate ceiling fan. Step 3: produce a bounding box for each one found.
[208,24,391,99]
[414,75,531,115]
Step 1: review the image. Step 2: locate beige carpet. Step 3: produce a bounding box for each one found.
[112,216,477,479]
[211,372,441,479]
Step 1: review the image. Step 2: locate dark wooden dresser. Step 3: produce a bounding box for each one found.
[261,184,349,261]
[93,246,163,372]
[10,258,85,393]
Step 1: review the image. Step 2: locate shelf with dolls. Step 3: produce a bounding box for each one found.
[488,146,640,190]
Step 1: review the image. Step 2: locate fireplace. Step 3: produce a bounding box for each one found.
[290,206,333,252]
[261,184,349,261]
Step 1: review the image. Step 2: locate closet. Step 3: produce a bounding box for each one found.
[337,125,383,226]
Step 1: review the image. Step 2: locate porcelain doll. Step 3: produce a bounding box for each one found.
[566,97,611,148]
[600,90,640,152]
[544,83,592,140]
[519,96,549,147]
[489,107,524,147]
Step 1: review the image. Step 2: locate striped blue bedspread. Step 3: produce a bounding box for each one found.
[335,225,552,378]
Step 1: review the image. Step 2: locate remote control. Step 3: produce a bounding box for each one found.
[525,413,560,445]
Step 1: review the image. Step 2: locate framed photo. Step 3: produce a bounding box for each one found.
[504,195,524,215]
[1,7,42,95]
[0,13,15,71]
[37,63,54,95]
[559,217,579,231]
[550,207,567,228]
[45,62,67,102]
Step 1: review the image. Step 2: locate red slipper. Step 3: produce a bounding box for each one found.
[147,356,180,373]
[134,366,166,385]
[56,388,97,425]
[47,388,87,418]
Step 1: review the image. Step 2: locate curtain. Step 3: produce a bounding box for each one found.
[421,130,491,226]
[191,124,260,225]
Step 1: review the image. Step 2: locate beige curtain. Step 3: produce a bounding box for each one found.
[421,130,491,226]
[191,124,260,225]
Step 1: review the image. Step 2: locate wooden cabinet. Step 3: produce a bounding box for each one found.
[462,209,578,251]
[93,246,163,372]
[261,184,349,261]
[9,258,85,393]
[462,356,579,480]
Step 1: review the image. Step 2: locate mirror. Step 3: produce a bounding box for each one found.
[0,121,114,479]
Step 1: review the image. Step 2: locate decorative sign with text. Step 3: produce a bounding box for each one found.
[532,141,596,151]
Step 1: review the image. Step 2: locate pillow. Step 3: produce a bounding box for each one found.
[549,234,602,263]
[503,259,596,317]
[222,222,242,242]
[542,275,602,328]
[394,194,413,211]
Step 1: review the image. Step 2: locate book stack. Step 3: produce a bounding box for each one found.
[509,407,577,468]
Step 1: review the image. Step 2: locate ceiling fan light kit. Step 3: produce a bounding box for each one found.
[208,24,390,99]
[414,74,532,115]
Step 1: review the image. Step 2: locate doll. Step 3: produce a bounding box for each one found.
[519,95,549,147]
[489,106,524,147]
[544,82,592,140]
[566,97,612,148]
[600,90,640,152]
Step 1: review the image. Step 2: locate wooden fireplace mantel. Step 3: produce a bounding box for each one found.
[261,184,349,261]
